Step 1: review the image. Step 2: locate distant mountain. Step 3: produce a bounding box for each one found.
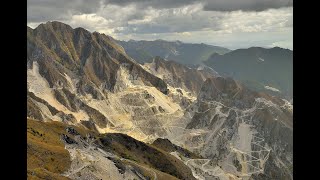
[117,39,230,65]
[204,47,293,99]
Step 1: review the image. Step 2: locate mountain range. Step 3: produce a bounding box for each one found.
[117,39,230,65]
[27,21,293,180]
[117,38,292,100]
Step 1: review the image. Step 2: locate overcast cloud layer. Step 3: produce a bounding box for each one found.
[27,0,293,50]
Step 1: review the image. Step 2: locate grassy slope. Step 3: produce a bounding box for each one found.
[27,119,186,180]
[27,119,71,179]
[151,138,202,159]
[124,160,179,180]
[27,119,94,180]
[99,133,196,180]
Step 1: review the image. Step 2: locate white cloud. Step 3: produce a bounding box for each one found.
[178,32,192,36]
[27,1,293,50]
[27,22,40,29]
[270,40,293,49]
[213,8,292,33]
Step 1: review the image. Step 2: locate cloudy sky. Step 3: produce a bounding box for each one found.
[27,0,293,50]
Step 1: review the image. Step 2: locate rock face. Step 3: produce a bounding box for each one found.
[27,21,168,95]
[64,131,184,180]
[27,21,292,180]
[27,21,173,131]
[182,77,293,179]
[144,56,215,96]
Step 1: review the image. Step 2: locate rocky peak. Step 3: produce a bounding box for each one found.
[146,56,215,95]
[199,76,241,101]
[27,21,168,94]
